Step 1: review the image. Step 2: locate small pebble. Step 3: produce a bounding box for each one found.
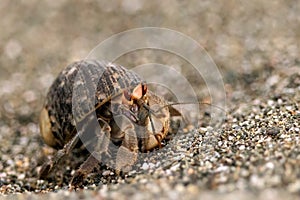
[239,145,245,150]
[102,170,111,176]
[141,163,149,171]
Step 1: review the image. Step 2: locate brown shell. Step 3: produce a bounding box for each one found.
[40,60,142,149]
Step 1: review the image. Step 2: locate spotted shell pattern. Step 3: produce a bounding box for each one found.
[40,60,143,149]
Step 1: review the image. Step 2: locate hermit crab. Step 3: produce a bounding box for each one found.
[38,59,181,186]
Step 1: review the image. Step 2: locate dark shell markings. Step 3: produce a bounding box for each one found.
[38,59,178,186]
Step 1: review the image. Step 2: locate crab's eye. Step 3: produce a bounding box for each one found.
[122,90,133,105]
[130,104,138,113]
[123,90,132,101]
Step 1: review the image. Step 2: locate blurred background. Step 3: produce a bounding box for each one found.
[1,0,299,118]
[1,0,299,120]
[0,0,299,196]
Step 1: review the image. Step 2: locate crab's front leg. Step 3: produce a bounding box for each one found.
[70,118,112,187]
[114,118,139,174]
[39,126,82,179]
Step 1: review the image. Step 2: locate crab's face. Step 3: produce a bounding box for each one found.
[121,83,170,150]
[122,83,149,125]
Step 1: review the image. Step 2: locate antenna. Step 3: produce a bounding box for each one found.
[155,101,228,115]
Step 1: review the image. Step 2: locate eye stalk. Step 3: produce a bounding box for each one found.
[123,90,132,101]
